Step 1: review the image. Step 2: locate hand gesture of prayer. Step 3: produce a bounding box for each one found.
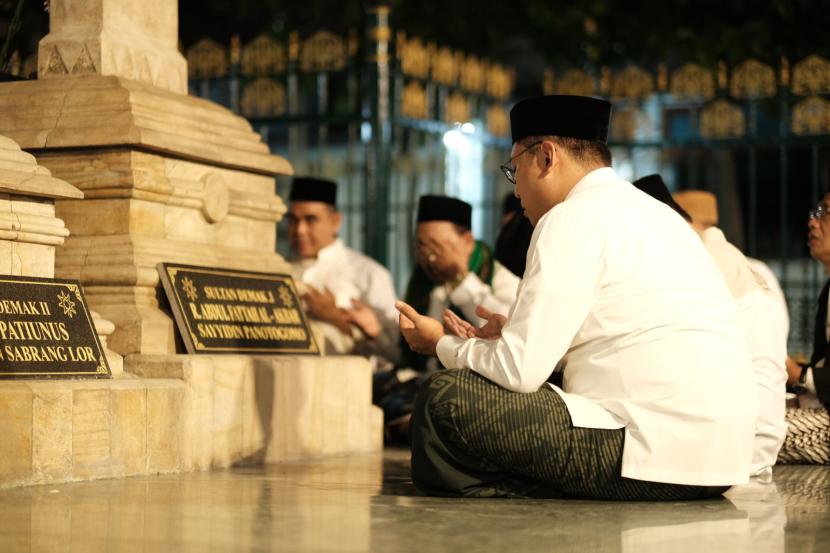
[396,301,445,355]
[442,305,507,340]
[302,285,351,334]
[344,298,382,338]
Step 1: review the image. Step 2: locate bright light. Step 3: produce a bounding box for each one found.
[460,122,475,134]
[442,129,464,150]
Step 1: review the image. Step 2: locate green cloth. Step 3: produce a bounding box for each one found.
[400,241,494,371]
[410,369,731,500]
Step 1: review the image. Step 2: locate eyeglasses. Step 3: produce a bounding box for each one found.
[500,141,542,185]
[809,203,830,221]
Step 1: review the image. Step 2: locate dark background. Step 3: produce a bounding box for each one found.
[2,0,828,96]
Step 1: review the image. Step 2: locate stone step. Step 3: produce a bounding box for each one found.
[0,355,383,488]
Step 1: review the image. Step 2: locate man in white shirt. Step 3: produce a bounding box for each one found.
[633,174,787,478]
[395,95,757,499]
[673,189,791,343]
[287,177,399,361]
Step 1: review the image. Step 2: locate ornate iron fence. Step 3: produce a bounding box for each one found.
[184,7,515,295]
[544,56,830,355]
[9,6,821,354]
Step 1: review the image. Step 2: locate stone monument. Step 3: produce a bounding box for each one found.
[0,0,382,488]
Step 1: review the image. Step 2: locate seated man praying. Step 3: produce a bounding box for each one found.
[396,95,757,500]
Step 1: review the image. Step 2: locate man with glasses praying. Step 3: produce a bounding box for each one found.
[377,195,519,444]
[777,197,830,464]
[399,195,519,372]
[396,94,757,499]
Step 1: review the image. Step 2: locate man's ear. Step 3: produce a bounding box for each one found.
[331,210,343,235]
[461,229,475,250]
[539,141,557,174]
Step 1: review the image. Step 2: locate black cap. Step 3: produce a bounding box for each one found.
[416,195,472,229]
[632,174,692,222]
[510,95,612,144]
[289,177,337,206]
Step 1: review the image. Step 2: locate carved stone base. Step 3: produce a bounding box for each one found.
[0,354,384,489]
[0,76,293,356]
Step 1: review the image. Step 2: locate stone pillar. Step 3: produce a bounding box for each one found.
[0,2,382,489]
[38,0,187,94]
[0,0,293,356]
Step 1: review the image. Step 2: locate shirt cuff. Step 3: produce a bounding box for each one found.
[436,334,466,369]
[804,367,817,395]
[448,272,485,308]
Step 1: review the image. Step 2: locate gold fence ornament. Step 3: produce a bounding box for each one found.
[730,58,776,99]
[670,63,716,100]
[700,99,746,139]
[187,38,229,79]
[793,54,830,96]
[609,108,640,141]
[242,34,286,76]
[398,34,430,78]
[792,96,830,135]
[486,64,512,99]
[401,81,428,119]
[445,92,470,123]
[300,31,346,72]
[432,46,458,86]
[486,104,510,137]
[610,65,654,100]
[556,68,596,97]
[240,78,287,118]
[460,56,485,93]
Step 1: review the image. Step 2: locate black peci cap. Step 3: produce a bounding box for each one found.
[289,177,337,206]
[510,95,612,144]
[416,195,472,229]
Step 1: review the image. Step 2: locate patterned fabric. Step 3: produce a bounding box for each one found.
[777,408,830,465]
[410,369,730,500]
[809,279,830,407]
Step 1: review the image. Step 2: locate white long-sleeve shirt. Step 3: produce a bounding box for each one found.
[436,167,757,487]
[700,228,788,477]
[291,239,399,361]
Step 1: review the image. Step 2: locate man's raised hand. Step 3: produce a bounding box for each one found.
[396,301,445,355]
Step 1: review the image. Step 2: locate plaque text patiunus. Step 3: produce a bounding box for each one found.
[0,276,110,378]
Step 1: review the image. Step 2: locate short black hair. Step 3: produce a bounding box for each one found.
[520,135,612,167]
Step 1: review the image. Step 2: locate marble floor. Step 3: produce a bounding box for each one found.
[0,449,828,553]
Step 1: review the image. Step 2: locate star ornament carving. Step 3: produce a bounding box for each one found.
[181,277,199,302]
[57,290,77,318]
[278,284,294,307]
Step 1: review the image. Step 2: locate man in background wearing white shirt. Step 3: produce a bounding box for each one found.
[633,174,787,478]
[396,95,757,499]
[287,176,399,361]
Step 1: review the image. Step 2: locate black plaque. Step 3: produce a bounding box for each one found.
[157,263,319,355]
[0,275,111,379]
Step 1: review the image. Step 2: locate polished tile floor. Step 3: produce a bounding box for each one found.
[0,449,828,552]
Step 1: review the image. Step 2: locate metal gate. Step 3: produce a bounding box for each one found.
[185,6,513,295]
[545,58,830,355]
